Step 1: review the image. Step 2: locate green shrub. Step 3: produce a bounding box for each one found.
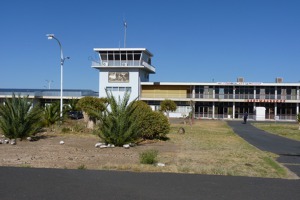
[137,111,170,140]
[73,123,85,132]
[139,149,158,164]
[77,164,87,170]
[0,94,43,139]
[132,101,170,140]
[61,127,71,133]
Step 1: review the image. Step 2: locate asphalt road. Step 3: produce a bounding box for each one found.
[227,121,300,176]
[0,167,299,200]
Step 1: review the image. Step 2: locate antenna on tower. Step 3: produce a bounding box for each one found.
[123,20,127,48]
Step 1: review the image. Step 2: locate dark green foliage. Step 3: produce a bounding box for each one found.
[77,96,107,120]
[98,91,138,146]
[132,101,170,140]
[0,94,43,139]
[67,98,79,112]
[43,102,60,127]
[139,149,158,164]
[142,111,170,139]
[160,99,177,117]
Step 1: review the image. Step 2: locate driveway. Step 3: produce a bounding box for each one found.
[227,121,300,176]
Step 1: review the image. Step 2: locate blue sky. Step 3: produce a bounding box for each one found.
[0,0,299,91]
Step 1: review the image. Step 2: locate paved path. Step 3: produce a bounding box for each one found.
[227,121,300,176]
[0,167,300,200]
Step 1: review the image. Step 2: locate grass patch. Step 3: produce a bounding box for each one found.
[139,149,158,164]
[162,120,289,178]
[262,156,287,177]
[252,122,300,141]
[77,164,87,170]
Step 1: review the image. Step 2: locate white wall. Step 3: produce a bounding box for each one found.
[98,69,141,102]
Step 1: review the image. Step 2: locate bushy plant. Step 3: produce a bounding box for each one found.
[132,101,170,139]
[160,99,177,118]
[139,149,158,164]
[77,96,107,119]
[0,94,43,139]
[144,111,170,139]
[98,91,138,146]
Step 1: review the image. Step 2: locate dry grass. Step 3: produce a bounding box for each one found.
[0,119,292,178]
[155,120,289,178]
[252,122,300,141]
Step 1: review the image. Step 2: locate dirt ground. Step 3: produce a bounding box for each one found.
[0,131,178,170]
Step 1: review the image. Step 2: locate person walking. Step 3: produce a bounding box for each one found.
[243,112,248,124]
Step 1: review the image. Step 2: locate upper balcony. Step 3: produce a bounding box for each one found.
[92,48,155,73]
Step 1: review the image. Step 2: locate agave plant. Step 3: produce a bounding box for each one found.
[98,91,138,146]
[0,94,43,139]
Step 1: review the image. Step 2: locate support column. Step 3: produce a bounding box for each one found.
[233,87,235,119]
[212,102,215,119]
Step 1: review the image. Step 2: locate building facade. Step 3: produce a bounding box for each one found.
[92,48,300,121]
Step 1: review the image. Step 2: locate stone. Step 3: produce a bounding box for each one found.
[59,141,64,145]
[27,137,33,141]
[123,144,130,149]
[157,163,165,167]
[99,145,107,149]
[129,143,136,147]
[95,143,102,148]
[4,139,9,144]
[10,139,16,145]
[178,127,185,134]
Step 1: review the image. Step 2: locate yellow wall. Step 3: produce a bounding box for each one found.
[141,85,190,98]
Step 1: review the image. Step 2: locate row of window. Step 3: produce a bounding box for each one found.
[106,87,132,92]
[195,86,298,96]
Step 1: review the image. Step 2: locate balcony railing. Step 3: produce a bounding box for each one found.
[141,92,299,100]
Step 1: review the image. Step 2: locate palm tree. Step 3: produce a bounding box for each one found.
[98,91,138,146]
[0,94,43,139]
[67,98,79,112]
[43,102,61,128]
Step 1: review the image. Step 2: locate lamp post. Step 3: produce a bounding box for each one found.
[46,34,70,119]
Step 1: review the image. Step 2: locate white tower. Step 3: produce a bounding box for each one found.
[92,48,155,102]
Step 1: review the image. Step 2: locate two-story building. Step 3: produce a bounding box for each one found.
[92,48,300,121]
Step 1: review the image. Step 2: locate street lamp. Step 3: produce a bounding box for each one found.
[46,34,70,119]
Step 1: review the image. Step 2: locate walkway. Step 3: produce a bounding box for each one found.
[227,121,300,176]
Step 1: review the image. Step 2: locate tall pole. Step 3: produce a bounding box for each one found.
[46,34,69,119]
[124,21,127,48]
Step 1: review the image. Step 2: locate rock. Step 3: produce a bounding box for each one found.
[59,141,64,145]
[178,127,185,134]
[157,163,165,167]
[95,143,102,148]
[129,143,136,147]
[99,145,107,149]
[0,139,3,144]
[10,139,16,145]
[27,137,33,141]
[4,139,9,144]
[123,144,130,149]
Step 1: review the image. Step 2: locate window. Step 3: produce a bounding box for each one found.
[106,87,131,92]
